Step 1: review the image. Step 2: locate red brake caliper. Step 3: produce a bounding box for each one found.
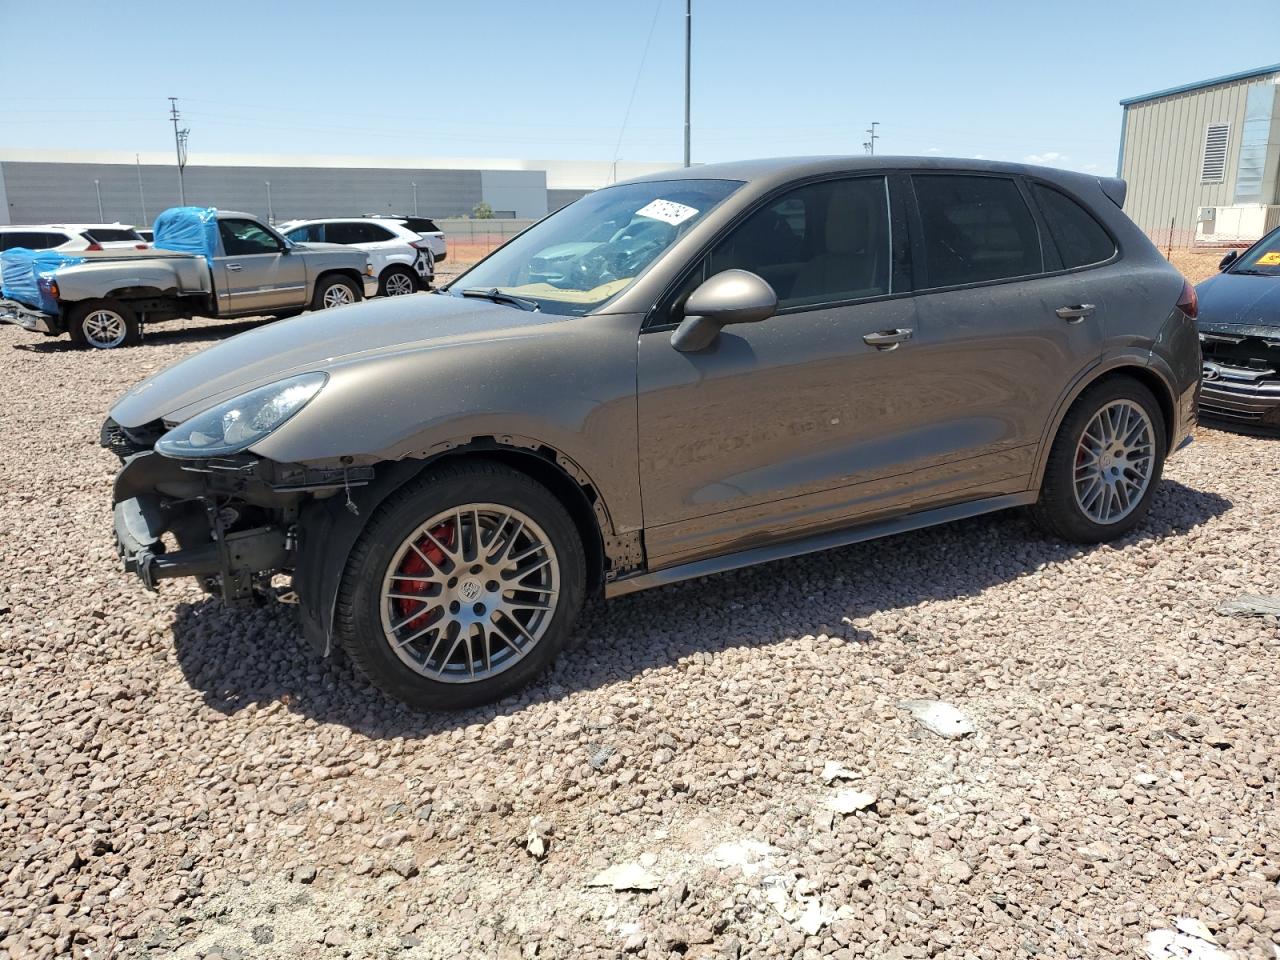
[395,521,454,632]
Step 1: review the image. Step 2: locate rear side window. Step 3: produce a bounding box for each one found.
[708,176,891,309]
[912,175,1042,287]
[83,228,142,243]
[326,222,389,244]
[1031,184,1115,269]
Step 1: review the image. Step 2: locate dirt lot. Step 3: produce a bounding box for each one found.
[1,303,1278,960]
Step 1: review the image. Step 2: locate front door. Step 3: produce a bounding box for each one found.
[637,175,942,567]
[216,218,306,314]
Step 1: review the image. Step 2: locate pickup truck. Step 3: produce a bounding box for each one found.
[0,210,377,349]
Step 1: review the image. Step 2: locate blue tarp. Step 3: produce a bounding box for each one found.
[152,206,219,262]
[1,249,85,313]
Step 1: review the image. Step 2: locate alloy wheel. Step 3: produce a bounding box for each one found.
[322,284,355,308]
[379,504,560,683]
[384,272,416,297]
[81,309,128,349]
[1073,399,1155,524]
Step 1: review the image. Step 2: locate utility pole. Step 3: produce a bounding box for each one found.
[93,179,104,221]
[411,181,418,216]
[864,121,880,155]
[265,181,273,225]
[683,0,691,167]
[169,97,189,205]
[135,154,148,225]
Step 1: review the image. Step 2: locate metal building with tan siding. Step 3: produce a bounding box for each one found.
[1118,63,1280,247]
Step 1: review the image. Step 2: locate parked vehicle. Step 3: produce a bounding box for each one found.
[102,158,1200,710]
[1195,226,1280,429]
[362,214,447,262]
[279,218,433,296]
[0,223,147,252]
[0,208,375,349]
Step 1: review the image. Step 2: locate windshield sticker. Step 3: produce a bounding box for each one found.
[1257,251,1280,266]
[635,199,700,226]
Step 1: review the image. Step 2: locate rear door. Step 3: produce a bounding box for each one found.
[216,218,307,313]
[902,173,1106,489]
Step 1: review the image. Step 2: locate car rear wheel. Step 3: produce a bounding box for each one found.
[68,300,141,349]
[334,461,586,711]
[1031,376,1166,542]
[379,267,417,297]
[312,275,361,311]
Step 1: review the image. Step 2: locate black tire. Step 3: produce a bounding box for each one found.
[1031,376,1167,542]
[378,266,418,298]
[67,299,141,349]
[334,460,587,711]
[311,274,362,311]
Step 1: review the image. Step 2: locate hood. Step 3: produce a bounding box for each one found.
[110,293,562,428]
[1196,271,1280,333]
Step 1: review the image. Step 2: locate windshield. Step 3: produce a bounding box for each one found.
[448,178,743,315]
[1229,226,1280,276]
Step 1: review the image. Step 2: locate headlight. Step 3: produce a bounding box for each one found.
[154,372,327,458]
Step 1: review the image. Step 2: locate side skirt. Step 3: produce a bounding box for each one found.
[605,492,1038,599]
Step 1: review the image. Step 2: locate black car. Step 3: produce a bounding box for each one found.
[1196,226,1280,428]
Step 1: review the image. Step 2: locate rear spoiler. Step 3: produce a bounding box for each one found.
[1099,176,1127,208]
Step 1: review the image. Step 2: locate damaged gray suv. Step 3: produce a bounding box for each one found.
[104,157,1202,710]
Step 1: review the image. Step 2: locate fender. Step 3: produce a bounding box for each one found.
[1027,348,1180,492]
[292,436,628,657]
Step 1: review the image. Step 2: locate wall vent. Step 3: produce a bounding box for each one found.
[1200,123,1230,183]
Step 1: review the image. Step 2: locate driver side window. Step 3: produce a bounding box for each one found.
[219,219,282,256]
[708,177,891,309]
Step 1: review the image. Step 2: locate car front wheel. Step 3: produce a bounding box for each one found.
[1031,376,1166,542]
[312,275,361,311]
[334,461,586,711]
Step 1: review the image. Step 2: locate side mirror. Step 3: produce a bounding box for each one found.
[670,269,778,352]
[1219,249,1238,271]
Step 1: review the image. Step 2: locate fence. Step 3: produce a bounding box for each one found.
[435,218,536,279]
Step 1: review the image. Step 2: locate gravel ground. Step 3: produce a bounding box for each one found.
[1,316,1278,960]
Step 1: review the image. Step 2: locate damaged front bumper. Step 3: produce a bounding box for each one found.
[1198,326,1280,427]
[105,420,373,603]
[0,297,58,335]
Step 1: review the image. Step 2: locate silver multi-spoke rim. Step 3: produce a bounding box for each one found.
[1073,399,1155,524]
[380,504,560,683]
[82,309,127,348]
[384,272,415,296]
[322,284,355,308]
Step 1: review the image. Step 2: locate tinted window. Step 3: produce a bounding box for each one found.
[285,224,324,243]
[218,219,282,256]
[1,232,46,250]
[402,217,439,234]
[325,222,384,244]
[913,175,1042,287]
[1229,225,1280,277]
[83,227,142,243]
[1031,184,1114,268]
[708,177,891,308]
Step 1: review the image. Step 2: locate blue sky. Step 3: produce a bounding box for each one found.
[1,0,1275,174]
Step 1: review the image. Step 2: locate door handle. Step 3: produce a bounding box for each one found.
[226,263,243,271]
[863,328,914,350]
[1055,303,1095,322]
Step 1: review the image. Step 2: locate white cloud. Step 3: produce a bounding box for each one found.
[1024,151,1069,165]
[924,147,941,154]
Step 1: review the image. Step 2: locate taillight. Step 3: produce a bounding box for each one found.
[1177,278,1198,319]
[410,240,432,250]
[135,243,149,249]
[85,241,103,251]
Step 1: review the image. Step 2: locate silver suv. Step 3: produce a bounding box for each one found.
[103,157,1201,710]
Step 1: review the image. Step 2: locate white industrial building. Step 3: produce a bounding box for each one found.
[1118,63,1280,246]
[0,150,677,226]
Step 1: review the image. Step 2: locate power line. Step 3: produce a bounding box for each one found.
[612,0,665,180]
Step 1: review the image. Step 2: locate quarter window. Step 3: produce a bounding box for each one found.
[912,175,1042,288]
[708,177,891,309]
[1031,184,1115,268]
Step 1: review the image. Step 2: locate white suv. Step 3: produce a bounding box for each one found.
[0,223,147,252]
[279,218,433,297]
